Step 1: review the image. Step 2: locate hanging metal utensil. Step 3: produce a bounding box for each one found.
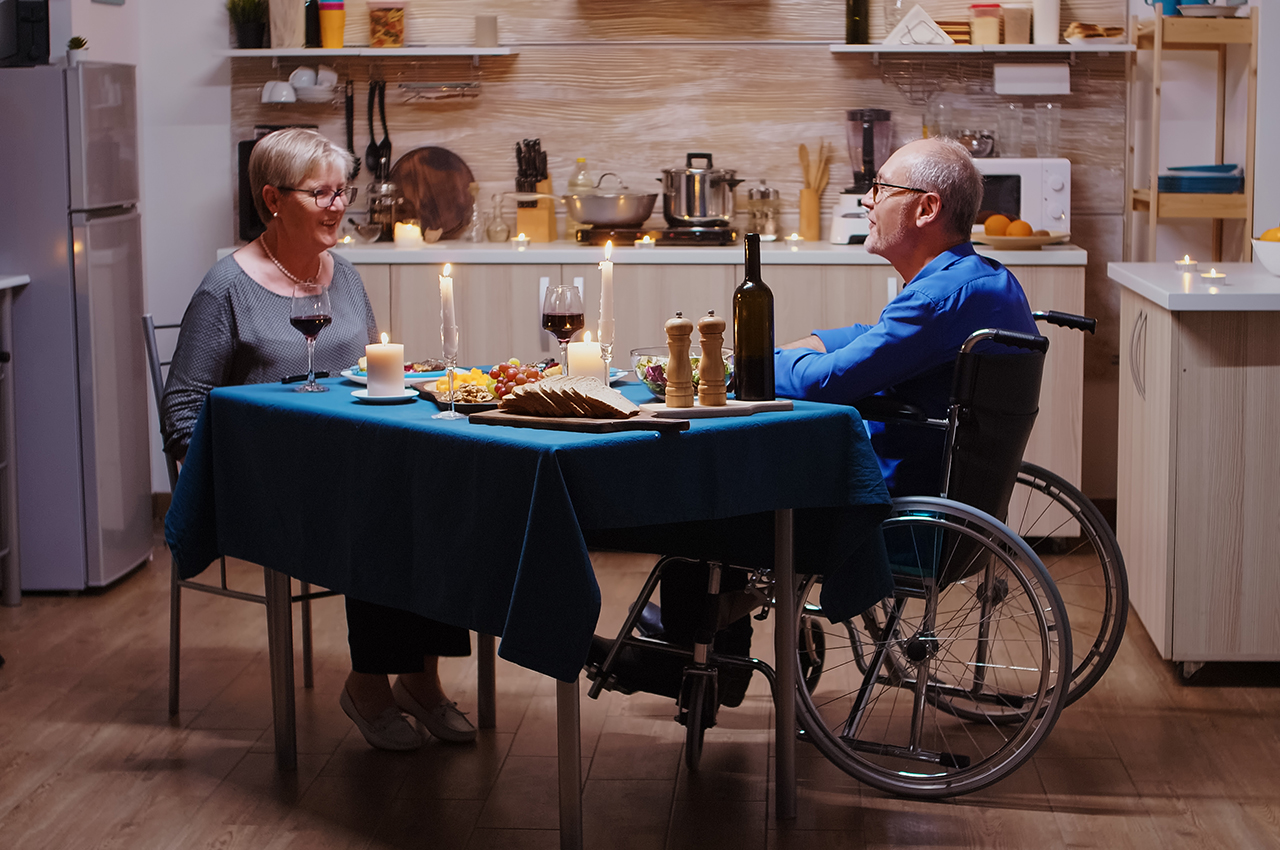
[345,80,360,181]
[364,80,379,178]
[376,80,392,180]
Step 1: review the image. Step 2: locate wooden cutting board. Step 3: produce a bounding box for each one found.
[638,399,794,419]
[468,410,689,433]
[388,146,475,239]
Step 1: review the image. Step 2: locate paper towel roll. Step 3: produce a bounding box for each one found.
[1033,0,1060,46]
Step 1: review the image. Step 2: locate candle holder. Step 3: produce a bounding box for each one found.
[512,233,530,251]
[786,233,804,252]
[432,356,466,420]
[1200,269,1228,285]
[599,340,613,376]
[1174,256,1198,273]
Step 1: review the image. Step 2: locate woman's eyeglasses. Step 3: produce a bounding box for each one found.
[867,180,930,203]
[278,186,359,208]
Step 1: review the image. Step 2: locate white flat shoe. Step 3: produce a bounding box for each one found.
[339,688,424,751]
[392,679,477,743]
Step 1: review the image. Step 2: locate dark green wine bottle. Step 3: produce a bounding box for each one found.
[733,233,775,401]
[846,0,870,45]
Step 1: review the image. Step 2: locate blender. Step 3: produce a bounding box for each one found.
[829,109,893,244]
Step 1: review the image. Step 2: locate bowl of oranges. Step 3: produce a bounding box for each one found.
[1253,226,1280,276]
[972,214,1070,250]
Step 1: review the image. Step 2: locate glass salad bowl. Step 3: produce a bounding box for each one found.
[630,346,734,398]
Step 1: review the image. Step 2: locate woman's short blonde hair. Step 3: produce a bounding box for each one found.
[248,128,354,222]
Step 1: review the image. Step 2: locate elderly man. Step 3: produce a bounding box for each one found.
[775,136,1037,496]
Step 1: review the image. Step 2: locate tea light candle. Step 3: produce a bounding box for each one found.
[786,233,804,251]
[512,232,529,251]
[598,240,614,354]
[365,332,404,397]
[1200,268,1228,284]
[439,263,458,360]
[393,221,423,248]
[634,235,655,248]
[567,331,608,382]
[1174,255,1197,273]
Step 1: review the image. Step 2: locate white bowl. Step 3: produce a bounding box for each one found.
[315,64,339,87]
[1252,239,1280,276]
[261,81,296,103]
[294,85,336,103]
[288,66,317,88]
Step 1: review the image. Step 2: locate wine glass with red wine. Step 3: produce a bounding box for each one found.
[541,282,584,374]
[290,283,333,392]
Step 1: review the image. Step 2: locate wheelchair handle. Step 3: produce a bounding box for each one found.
[1033,310,1096,334]
[961,328,1049,354]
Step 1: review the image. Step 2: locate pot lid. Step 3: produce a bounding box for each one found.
[662,152,736,176]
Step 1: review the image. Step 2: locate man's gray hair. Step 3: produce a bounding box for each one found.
[248,128,354,222]
[901,138,984,240]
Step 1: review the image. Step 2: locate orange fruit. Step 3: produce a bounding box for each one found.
[1260,226,1280,242]
[984,214,1011,236]
[1006,219,1034,237]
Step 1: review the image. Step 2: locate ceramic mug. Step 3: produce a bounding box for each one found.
[261,81,297,103]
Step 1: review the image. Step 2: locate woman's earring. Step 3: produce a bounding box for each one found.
[272,211,278,218]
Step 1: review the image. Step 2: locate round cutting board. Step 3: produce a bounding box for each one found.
[388,147,475,239]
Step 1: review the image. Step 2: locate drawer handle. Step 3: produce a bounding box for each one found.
[1129,309,1147,401]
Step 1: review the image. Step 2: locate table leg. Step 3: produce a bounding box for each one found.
[556,677,583,850]
[478,633,497,729]
[773,509,797,820]
[264,566,297,771]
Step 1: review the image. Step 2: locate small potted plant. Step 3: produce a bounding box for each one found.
[227,0,269,50]
[66,36,87,66]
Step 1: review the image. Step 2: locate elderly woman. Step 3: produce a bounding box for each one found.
[161,128,473,751]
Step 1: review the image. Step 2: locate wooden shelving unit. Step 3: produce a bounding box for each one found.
[1126,9,1258,262]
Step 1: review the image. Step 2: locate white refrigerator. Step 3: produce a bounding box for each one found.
[0,61,152,590]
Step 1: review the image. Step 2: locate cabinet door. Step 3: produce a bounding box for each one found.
[352,264,391,337]
[590,265,739,356]
[819,265,899,331]
[1116,288,1176,658]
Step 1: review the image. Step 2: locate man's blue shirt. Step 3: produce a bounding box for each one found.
[774,242,1037,495]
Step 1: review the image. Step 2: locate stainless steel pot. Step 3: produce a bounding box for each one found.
[563,172,657,227]
[660,153,744,227]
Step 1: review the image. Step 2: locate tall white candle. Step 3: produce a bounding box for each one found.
[440,263,458,359]
[366,332,405,397]
[598,240,614,350]
[567,331,608,383]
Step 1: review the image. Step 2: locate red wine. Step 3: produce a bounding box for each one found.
[542,311,585,342]
[733,233,775,401]
[290,313,333,340]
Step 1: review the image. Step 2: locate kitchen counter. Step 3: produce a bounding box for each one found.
[1108,262,1280,311]
[218,241,1088,266]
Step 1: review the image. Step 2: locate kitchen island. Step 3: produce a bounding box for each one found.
[1110,262,1280,676]
[217,239,1088,504]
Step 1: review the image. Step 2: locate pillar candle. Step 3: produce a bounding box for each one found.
[394,221,422,247]
[365,332,404,397]
[440,263,458,359]
[567,331,608,383]
[598,240,614,350]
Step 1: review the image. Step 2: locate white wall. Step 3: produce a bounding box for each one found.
[1254,0,1278,235]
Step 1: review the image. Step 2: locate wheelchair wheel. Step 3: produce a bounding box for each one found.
[795,497,1071,798]
[1007,462,1128,707]
[679,672,716,772]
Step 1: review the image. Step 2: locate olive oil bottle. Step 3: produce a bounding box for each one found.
[732,233,775,401]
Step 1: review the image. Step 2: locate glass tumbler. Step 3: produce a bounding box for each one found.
[1034,102,1062,157]
[997,103,1024,157]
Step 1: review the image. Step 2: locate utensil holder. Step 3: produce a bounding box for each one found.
[799,189,821,242]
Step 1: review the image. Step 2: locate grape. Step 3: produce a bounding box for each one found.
[489,366,502,380]
[515,373,527,385]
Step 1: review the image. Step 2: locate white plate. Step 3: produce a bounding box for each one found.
[1177,5,1243,16]
[352,388,418,403]
[1065,35,1125,45]
[341,368,446,387]
[971,231,1071,250]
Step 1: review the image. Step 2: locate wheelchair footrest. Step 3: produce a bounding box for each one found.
[584,635,753,707]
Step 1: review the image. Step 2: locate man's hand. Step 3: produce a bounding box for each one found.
[779,334,826,352]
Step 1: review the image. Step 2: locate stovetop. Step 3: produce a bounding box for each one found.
[575,226,739,247]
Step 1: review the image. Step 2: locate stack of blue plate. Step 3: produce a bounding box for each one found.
[1157,164,1244,194]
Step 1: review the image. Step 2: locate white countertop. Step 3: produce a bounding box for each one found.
[1108,262,1280,311]
[218,241,1088,266]
[0,275,30,290]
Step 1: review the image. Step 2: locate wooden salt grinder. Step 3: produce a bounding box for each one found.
[665,312,695,408]
[698,310,727,407]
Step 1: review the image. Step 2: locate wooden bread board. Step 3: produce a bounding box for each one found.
[468,409,689,433]
[639,399,794,419]
[388,147,475,239]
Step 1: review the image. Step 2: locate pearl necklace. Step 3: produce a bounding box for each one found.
[260,236,321,286]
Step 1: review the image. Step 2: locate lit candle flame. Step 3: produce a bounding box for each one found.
[791,233,800,240]
[517,233,527,240]
[443,263,452,276]
[604,240,613,260]
[584,330,592,343]
[1184,255,1191,263]
[381,332,389,344]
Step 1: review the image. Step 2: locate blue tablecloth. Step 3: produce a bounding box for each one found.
[165,379,892,681]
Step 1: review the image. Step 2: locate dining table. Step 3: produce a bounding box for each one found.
[165,376,892,849]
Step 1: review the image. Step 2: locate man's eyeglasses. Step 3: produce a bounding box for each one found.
[278,185,359,208]
[867,180,931,203]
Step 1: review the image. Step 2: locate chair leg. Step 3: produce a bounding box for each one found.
[168,563,182,717]
[264,567,297,771]
[477,633,496,729]
[299,581,314,689]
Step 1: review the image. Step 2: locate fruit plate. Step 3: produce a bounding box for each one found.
[972,231,1071,250]
[1065,36,1125,45]
[341,368,447,387]
[413,384,500,413]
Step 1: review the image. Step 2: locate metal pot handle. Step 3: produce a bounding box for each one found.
[686,152,714,168]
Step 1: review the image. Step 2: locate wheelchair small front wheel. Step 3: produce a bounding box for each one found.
[678,671,716,772]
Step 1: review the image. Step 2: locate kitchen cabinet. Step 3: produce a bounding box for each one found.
[1111,262,1280,674]
[1125,9,1258,263]
[0,275,27,606]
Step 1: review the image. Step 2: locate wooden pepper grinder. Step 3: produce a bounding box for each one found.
[664,311,695,408]
[697,310,727,407]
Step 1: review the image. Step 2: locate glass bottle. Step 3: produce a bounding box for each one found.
[465,182,485,243]
[366,178,399,242]
[565,157,594,237]
[485,193,511,242]
[732,233,775,401]
[846,0,870,45]
[884,0,907,33]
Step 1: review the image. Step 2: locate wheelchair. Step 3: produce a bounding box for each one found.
[586,326,1078,798]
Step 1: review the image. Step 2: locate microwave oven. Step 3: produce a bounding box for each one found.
[973,157,1071,234]
[0,0,49,67]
